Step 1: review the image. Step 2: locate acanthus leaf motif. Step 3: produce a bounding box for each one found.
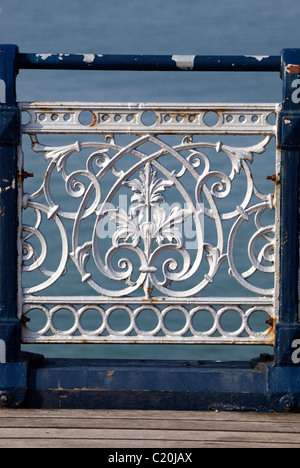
[124,165,173,205]
[108,164,192,250]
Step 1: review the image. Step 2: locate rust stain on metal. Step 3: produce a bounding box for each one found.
[142,297,158,303]
[89,112,98,127]
[266,316,276,345]
[43,169,49,184]
[106,370,115,377]
[286,64,300,75]
[21,315,30,324]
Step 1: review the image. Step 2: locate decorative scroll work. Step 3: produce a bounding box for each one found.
[22,132,275,298]
[19,102,278,345]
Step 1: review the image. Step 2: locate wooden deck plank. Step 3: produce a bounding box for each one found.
[0,416,299,434]
[1,408,300,421]
[0,409,299,448]
[0,427,299,443]
[0,439,297,448]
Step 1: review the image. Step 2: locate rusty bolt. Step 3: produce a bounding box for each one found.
[267,174,276,182]
[280,395,297,412]
[22,171,34,179]
[0,392,9,407]
[18,170,34,182]
[21,315,30,324]
[266,318,274,326]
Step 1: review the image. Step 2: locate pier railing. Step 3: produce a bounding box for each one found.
[0,46,300,412]
[20,101,277,347]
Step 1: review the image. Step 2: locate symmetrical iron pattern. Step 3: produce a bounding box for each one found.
[19,102,279,345]
[21,102,276,135]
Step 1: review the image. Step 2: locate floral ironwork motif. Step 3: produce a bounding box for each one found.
[106,163,192,297]
[22,132,274,298]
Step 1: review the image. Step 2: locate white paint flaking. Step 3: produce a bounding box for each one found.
[36,54,52,61]
[0,340,5,363]
[172,55,195,71]
[97,54,103,58]
[83,54,95,64]
[0,79,5,103]
[0,178,16,193]
[245,55,270,62]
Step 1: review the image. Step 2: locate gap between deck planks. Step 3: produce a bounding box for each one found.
[0,409,299,448]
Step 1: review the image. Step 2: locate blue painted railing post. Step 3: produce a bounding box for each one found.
[0,45,27,407]
[0,45,20,362]
[267,49,300,411]
[276,49,300,358]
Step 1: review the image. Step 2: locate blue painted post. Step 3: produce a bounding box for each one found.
[275,49,300,364]
[264,49,300,412]
[0,45,27,407]
[0,45,20,362]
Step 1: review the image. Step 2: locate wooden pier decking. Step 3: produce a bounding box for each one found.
[0,409,299,448]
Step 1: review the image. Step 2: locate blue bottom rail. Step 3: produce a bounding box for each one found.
[1,353,294,413]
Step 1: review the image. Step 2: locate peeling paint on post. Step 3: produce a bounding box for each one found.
[0,80,5,103]
[274,49,300,366]
[0,340,5,363]
[0,45,28,408]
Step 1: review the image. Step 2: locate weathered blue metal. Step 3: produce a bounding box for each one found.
[1,45,300,411]
[22,358,268,411]
[17,52,280,72]
[0,45,21,362]
[275,49,300,367]
[0,45,26,408]
[259,49,300,412]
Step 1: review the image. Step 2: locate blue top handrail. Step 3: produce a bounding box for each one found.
[17,53,281,72]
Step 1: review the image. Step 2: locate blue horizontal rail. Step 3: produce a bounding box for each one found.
[17,53,281,72]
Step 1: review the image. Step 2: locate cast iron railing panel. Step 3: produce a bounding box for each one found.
[19,102,279,345]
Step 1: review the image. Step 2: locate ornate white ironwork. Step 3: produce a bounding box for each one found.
[21,102,277,135]
[22,297,274,344]
[19,102,279,345]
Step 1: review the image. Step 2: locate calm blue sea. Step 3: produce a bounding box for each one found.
[1,0,300,361]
